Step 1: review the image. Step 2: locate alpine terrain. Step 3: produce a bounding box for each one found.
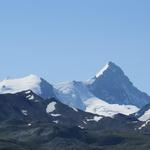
[0,62,150,150]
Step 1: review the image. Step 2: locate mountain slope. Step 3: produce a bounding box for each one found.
[0,91,149,150]
[87,62,150,108]
[53,81,139,117]
[0,91,106,129]
[133,103,150,121]
[53,81,92,110]
[0,90,51,122]
[53,61,149,116]
[0,90,141,131]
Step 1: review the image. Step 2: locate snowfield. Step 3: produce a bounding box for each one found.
[85,97,139,117]
[0,74,41,95]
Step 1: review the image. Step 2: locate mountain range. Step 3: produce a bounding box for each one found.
[0,62,149,116]
[1,62,150,149]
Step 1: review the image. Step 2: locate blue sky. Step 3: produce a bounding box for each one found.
[0,0,150,94]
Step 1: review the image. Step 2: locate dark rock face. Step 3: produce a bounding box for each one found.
[0,91,103,129]
[0,90,140,131]
[0,91,51,122]
[89,62,150,108]
[39,78,55,99]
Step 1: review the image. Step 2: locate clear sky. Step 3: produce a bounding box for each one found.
[0,0,150,94]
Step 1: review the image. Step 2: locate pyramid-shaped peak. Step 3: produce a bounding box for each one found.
[96,61,122,78]
[89,62,150,108]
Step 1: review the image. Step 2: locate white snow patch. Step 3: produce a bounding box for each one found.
[138,120,150,130]
[53,120,59,124]
[78,125,84,129]
[93,116,103,122]
[28,95,34,100]
[83,121,87,124]
[139,109,150,121]
[132,121,138,123]
[87,116,103,122]
[21,110,28,116]
[26,94,34,100]
[86,118,94,122]
[51,114,61,117]
[25,90,31,94]
[71,107,78,112]
[46,102,57,113]
[26,95,31,98]
[28,123,32,126]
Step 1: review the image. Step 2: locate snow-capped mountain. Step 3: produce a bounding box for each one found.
[0,74,55,99]
[0,62,149,117]
[53,81,139,117]
[0,64,150,150]
[87,61,150,108]
[53,62,150,117]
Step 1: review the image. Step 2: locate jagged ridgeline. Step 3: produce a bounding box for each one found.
[0,62,150,150]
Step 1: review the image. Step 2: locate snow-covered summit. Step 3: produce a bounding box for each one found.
[95,61,118,78]
[0,74,41,94]
[53,61,149,116]
[86,61,122,84]
[0,74,55,99]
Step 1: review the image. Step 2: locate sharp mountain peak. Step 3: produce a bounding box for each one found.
[95,61,124,79]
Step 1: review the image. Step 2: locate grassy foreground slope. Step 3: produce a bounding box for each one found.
[0,122,150,150]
